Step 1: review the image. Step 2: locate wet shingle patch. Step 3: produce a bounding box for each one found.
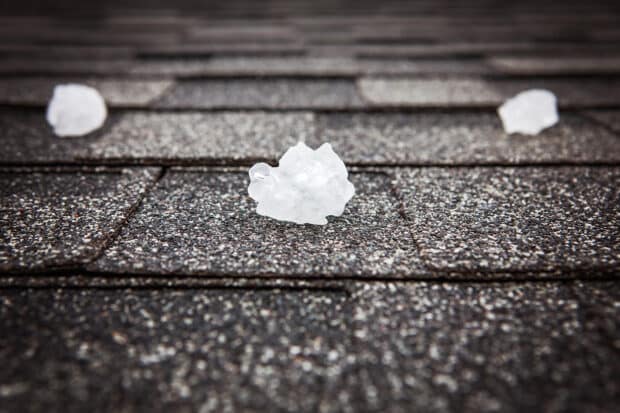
[0,288,351,412]
[90,172,426,277]
[155,79,365,109]
[317,112,620,165]
[0,167,160,273]
[348,281,620,412]
[359,77,620,108]
[0,78,174,108]
[85,111,315,164]
[394,167,620,275]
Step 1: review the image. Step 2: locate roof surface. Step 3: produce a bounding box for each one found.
[1,1,619,412]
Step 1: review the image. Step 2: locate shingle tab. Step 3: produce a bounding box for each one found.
[0,288,351,412]
[0,167,161,272]
[358,78,503,107]
[85,111,315,163]
[488,57,620,75]
[349,281,620,412]
[394,167,620,275]
[359,77,620,107]
[156,79,365,109]
[0,78,174,107]
[584,110,620,133]
[90,172,425,277]
[317,112,620,165]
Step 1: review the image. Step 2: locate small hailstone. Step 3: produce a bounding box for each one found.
[46,84,107,137]
[248,142,355,225]
[497,89,559,135]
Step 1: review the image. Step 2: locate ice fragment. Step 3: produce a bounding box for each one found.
[46,84,107,137]
[498,89,559,135]
[248,142,355,225]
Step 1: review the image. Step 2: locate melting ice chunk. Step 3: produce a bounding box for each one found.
[248,142,355,225]
[498,89,559,135]
[46,84,107,137]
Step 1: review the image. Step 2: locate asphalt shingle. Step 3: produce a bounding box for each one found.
[90,171,426,277]
[488,57,620,75]
[317,112,620,165]
[394,167,620,275]
[0,288,351,413]
[584,110,620,133]
[0,78,174,107]
[359,77,620,107]
[0,167,160,272]
[85,111,315,164]
[155,79,365,109]
[348,281,620,413]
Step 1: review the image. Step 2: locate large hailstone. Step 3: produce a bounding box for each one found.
[46,84,107,137]
[248,142,355,225]
[498,89,559,135]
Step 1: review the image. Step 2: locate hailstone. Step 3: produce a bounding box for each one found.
[497,89,559,135]
[248,142,355,225]
[46,84,107,137]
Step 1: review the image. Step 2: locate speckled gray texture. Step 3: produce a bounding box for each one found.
[0,109,119,164]
[0,281,617,413]
[358,78,503,107]
[0,288,352,413]
[488,57,620,75]
[0,167,160,272]
[90,172,425,277]
[394,167,620,274]
[85,111,315,163]
[0,78,174,107]
[359,77,620,107]
[348,281,620,413]
[317,112,620,165]
[584,110,620,133]
[0,59,131,75]
[133,57,491,77]
[155,79,366,109]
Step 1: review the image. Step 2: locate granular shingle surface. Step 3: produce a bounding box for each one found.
[0,78,174,107]
[91,171,426,277]
[155,79,366,109]
[348,281,620,413]
[394,167,620,275]
[317,112,620,165]
[1,1,620,411]
[86,111,316,164]
[0,167,160,272]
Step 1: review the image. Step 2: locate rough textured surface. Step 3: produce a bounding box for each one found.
[155,79,366,109]
[0,281,617,413]
[0,78,173,107]
[0,288,352,413]
[90,172,425,276]
[358,78,503,107]
[0,168,160,272]
[394,167,620,274]
[85,111,316,163]
[2,2,620,412]
[489,57,620,75]
[359,77,620,107]
[317,112,620,165]
[349,281,620,413]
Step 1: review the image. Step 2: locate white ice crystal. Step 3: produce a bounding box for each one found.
[46,84,107,137]
[248,142,355,225]
[498,89,559,135]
